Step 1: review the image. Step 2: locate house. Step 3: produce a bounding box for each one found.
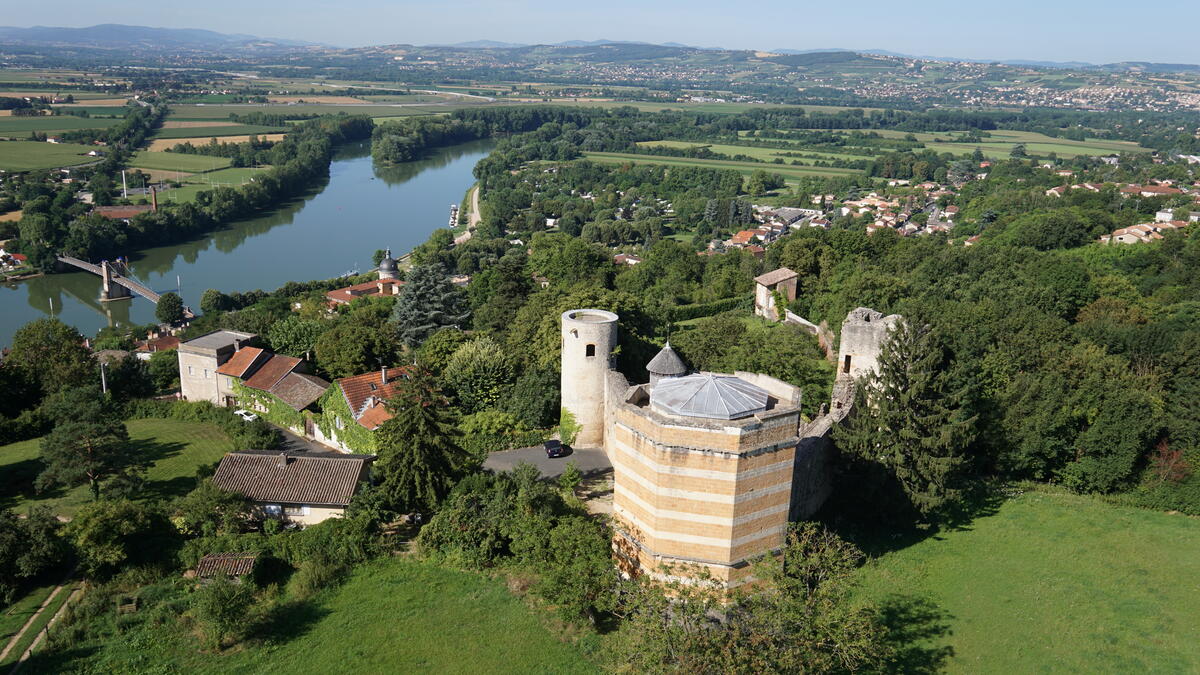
[133,334,180,361]
[319,367,413,452]
[211,450,374,526]
[943,205,960,220]
[1120,184,1183,198]
[1157,210,1177,223]
[216,346,329,431]
[325,278,403,307]
[613,253,642,266]
[753,268,799,320]
[728,230,758,247]
[178,330,257,405]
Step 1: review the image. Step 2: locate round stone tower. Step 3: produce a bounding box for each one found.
[560,309,619,448]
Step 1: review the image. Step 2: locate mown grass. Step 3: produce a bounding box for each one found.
[0,140,98,171]
[0,582,57,646]
[854,486,1200,673]
[129,150,232,173]
[0,581,80,668]
[33,558,597,674]
[152,167,272,204]
[0,418,233,516]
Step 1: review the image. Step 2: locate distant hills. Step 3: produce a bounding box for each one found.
[0,23,319,49]
[1,25,1197,73]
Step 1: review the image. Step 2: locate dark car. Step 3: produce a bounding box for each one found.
[544,439,565,458]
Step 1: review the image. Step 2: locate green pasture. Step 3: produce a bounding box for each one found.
[32,557,597,673]
[0,418,232,516]
[0,141,98,171]
[0,116,121,135]
[129,150,232,173]
[637,140,867,164]
[153,167,271,203]
[856,486,1200,673]
[167,103,461,119]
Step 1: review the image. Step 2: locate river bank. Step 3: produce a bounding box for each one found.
[0,138,496,346]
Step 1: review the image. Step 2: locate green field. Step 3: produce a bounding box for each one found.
[34,558,597,673]
[167,104,462,119]
[584,150,863,179]
[856,487,1200,673]
[152,167,272,204]
[150,124,288,139]
[0,140,98,171]
[0,418,233,516]
[0,116,122,135]
[638,140,867,164]
[129,150,232,173]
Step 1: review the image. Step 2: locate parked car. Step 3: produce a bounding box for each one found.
[544,439,565,458]
[234,409,259,422]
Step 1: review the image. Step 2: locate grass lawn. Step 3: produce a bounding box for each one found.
[0,582,57,646]
[0,141,98,171]
[130,150,232,173]
[0,580,80,668]
[152,167,271,204]
[584,151,862,178]
[0,116,121,135]
[855,486,1200,673]
[35,558,598,673]
[0,418,233,517]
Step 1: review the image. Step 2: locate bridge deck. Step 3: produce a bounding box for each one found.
[58,255,162,304]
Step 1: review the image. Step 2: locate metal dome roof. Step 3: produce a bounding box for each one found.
[646,341,687,376]
[378,249,397,271]
[650,373,769,420]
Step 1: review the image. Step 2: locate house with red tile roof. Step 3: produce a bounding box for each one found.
[133,334,180,361]
[325,279,404,307]
[318,366,414,452]
[213,345,330,437]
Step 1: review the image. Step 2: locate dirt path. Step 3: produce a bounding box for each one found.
[469,184,482,229]
[10,586,81,672]
[0,572,71,664]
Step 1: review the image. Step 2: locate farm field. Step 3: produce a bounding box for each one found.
[855,486,1200,673]
[0,140,98,171]
[584,150,863,179]
[159,120,242,129]
[637,140,867,163]
[146,133,287,151]
[166,103,465,119]
[0,419,233,516]
[150,124,288,140]
[129,150,232,172]
[29,558,598,673]
[0,116,121,135]
[545,100,884,114]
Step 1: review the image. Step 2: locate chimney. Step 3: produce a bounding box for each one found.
[151,186,157,212]
[381,366,388,385]
[278,452,289,467]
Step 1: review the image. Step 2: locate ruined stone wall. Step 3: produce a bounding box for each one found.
[836,307,902,382]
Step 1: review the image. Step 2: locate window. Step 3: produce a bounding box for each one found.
[585,344,596,357]
[204,369,210,379]
[284,506,309,516]
[335,416,345,430]
[187,366,195,376]
[263,504,282,516]
[843,355,852,374]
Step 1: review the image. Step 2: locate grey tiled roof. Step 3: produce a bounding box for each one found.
[212,451,373,507]
[646,342,688,376]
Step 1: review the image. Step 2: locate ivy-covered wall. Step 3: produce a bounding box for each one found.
[233,381,307,433]
[316,385,378,453]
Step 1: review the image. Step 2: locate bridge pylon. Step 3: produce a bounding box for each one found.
[100,260,133,302]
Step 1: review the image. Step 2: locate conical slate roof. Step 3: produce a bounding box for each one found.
[646,341,687,376]
[650,373,769,420]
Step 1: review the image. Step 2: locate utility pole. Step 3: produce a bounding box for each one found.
[100,361,108,394]
[121,170,128,199]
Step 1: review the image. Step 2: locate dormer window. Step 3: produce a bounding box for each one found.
[369,383,377,391]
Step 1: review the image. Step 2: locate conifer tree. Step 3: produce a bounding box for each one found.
[833,319,975,523]
[390,263,469,348]
[375,369,471,512]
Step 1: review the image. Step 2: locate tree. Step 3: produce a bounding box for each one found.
[537,516,616,624]
[156,291,185,324]
[268,315,325,357]
[390,264,469,348]
[66,499,177,578]
[172,479,252,537]
[314,316,397,379]
[374,369,471,512]
[147,349,180,391]
[1009,144,1028,159]
[37,386,135,501]
[500,366,560,428]
[191,574,255,649]
[833,319,975,522]
[442,336,515,413]
[199,288,231,315]
[8,318,95,396]
[0,507,67,604]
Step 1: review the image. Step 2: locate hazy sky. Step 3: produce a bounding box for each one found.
[7,0,1200,64]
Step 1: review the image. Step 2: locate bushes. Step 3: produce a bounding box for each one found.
[459,411,549,458]
[190,575,255,648]
[124,399,281,451]
[668,294,751,322]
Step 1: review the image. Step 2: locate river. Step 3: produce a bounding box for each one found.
[0,138,495,346]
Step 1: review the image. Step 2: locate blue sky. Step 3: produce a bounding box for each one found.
[7,0,1200,64]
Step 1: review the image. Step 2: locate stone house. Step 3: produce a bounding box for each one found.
[178,330,257,405]
[216,345,330,436]
[211,450,375,526]
[318,367,412,452]
[753,267,798,320]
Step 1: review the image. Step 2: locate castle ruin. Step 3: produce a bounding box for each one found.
[559,306,900,587]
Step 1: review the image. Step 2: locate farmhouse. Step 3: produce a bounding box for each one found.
[212,450,374,526]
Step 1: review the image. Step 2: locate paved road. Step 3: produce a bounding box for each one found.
[484,446,612,479]
[275,425,332,453]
